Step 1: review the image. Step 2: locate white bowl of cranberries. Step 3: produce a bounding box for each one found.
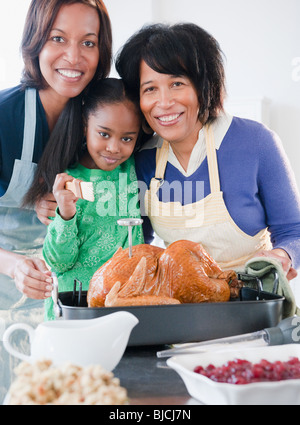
[167,345,300,405]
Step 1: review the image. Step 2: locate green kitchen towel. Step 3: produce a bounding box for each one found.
[244,257,300,319]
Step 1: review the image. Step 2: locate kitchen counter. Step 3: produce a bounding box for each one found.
[0,340,199,406]
[113,345,199,405]
[0,304,199,406]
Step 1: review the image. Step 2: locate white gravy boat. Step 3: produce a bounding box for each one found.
[3,312,138,371]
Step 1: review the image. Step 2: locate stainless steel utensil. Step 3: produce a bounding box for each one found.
[117,218,143,258]
[156,316,300,357]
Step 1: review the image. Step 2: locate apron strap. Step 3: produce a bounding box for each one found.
[149,140,170,192]
[155,140,169,179]
[151,126,221,194]
[21,88,37,162]
[204,125,221,193]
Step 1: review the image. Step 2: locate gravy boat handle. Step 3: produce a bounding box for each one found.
[3,323,34,362]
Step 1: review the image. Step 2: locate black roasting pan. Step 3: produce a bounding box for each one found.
[54,273,284,346]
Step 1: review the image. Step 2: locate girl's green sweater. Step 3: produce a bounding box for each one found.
[43,157,144,320]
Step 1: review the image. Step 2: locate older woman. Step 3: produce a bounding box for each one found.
[0,0,112,309]
[116,23,300,280]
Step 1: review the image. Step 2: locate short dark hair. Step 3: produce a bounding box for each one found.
[116,23,226,124]
[21,0,112,89]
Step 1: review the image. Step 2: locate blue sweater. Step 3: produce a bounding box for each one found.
[135,117,300,269]
[0,85,49,196]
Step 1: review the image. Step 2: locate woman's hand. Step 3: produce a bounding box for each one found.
[14,257,53,300]
[255,249,298,281]
[35,193,57,226]
[53,173,78,221]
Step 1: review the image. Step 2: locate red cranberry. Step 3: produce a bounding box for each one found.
[194,357,300,385]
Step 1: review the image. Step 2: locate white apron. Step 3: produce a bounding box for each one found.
[145,124,272,270]
[0,88,47,402]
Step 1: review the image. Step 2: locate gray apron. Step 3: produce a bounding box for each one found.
[0,88,47,402]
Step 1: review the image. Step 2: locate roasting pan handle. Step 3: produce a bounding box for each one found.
[72,279,83,307]
[51,272,62,318]
[272,270,279,294]
[238,268,280,295]
[238,273,263,295]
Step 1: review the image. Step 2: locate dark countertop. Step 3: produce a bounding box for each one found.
[113,345,200,405]
[1,342,200,406]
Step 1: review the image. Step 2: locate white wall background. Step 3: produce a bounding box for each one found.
[1,0,300,301]
[150,0,300,191]
[1,0,299,183]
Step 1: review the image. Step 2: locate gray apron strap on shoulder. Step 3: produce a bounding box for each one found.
[0,86,44,311]
[22,88,37,161]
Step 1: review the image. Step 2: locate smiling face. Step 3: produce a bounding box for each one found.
[39,3,100,104]
[139,60,202,149]
[83,101,141,171]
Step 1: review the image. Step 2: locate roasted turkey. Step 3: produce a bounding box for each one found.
[87,240,237,307]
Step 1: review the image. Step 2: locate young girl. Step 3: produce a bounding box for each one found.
[43,78,145,320]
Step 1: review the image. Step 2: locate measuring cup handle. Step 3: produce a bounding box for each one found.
[3,323,34,362]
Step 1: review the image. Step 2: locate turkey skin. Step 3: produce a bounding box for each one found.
[87,240,236,308]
